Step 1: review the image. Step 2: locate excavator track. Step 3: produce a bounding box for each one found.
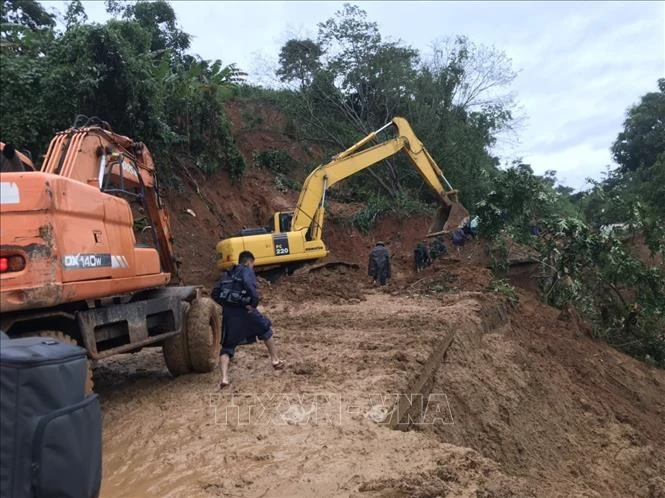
[257,259,360,283]
[291,260,360,276]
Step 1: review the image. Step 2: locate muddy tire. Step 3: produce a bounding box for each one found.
[162,301,192,377]
[162,330,191,377]
[186,297,222,373]
[35,330,94,395]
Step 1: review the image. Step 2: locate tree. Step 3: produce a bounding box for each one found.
[64,0,87,29]
[0,0,245,180]
[582,80,665,226]
[104,0,124,17]
[0,0,54,31]
[611,78,665,172]
[0,0,54,55]
[274,4,516,211]
[475,162,560,241]
[122,0,190,55]
[276,39,322,88]
[472,160,664,367]
[539,216,665,367]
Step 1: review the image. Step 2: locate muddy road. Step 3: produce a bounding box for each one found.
[95,270,665,498]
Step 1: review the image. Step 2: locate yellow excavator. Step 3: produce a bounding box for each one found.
[216,117,469,272]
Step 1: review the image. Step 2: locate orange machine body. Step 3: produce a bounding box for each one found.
[1,126,176,313]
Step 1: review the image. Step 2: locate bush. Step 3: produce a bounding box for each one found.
[350,193,430,233]
[253,149,296,174]
[489,279,519,308]
[274,173,301,192]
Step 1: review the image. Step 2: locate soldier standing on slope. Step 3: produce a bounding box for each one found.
[414,240,431,272]
[368,241,391,286]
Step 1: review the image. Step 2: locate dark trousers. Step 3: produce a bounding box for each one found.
[220,307,273,357]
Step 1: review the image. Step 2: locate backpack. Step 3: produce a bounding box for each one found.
[213,266,252,308]
[0,334,102,498]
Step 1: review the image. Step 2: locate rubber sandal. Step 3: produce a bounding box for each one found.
[220,381,230,390]
[272,360,285,370]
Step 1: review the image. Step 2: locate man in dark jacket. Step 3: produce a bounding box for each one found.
[451,228,465,255]
[368,241,391,286]
[213,251,284,389]
[414,241,431,272]
[430,235,447,260]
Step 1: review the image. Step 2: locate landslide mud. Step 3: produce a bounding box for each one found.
[95,269,665,497]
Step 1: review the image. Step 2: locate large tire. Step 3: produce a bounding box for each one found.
[35,331,94,396]
[186,297,222,373]
[162,302,192,376]
[162,329,191,377]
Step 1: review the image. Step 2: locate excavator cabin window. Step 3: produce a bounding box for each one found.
[279,213,293,232]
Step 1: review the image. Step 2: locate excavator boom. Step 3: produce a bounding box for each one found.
[291,117,466,235]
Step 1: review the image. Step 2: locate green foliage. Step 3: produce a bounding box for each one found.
[1,0,55,43]
[350,196,392,234]
[350,193,429,233]
[276,39,322,87]
[475,162,563,243]
[64,1,87,29]
[222,130,246,179]
[581,80,665,227]
[0,0,245,183]
[538,217,665,367]
[471,154,665,367]
[611,78,665,173]
[241,109,264,129]
[122,0,190,54]
[274,173,301,193]
[489,279,519,308]
[253,149,296,174]
[274,5,516,213]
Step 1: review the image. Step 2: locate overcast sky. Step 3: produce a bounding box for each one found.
[47,1,665,190]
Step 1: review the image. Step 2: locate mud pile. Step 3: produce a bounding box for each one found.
[262,267,368,304]
[399,262,496,296]
[383,290,665,497]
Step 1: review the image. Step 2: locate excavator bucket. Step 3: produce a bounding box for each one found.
[427,201,470,236]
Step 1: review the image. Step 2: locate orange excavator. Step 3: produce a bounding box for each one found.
[0,118,221,388]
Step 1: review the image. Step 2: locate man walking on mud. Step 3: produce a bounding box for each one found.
[368,241,391,286]
[212,250,284,389]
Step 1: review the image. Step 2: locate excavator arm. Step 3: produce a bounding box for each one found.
[41,124,178,278]
[291,116,467,239]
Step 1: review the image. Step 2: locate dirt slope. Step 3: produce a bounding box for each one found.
[165,161,435,289]
[163,98,440,289]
